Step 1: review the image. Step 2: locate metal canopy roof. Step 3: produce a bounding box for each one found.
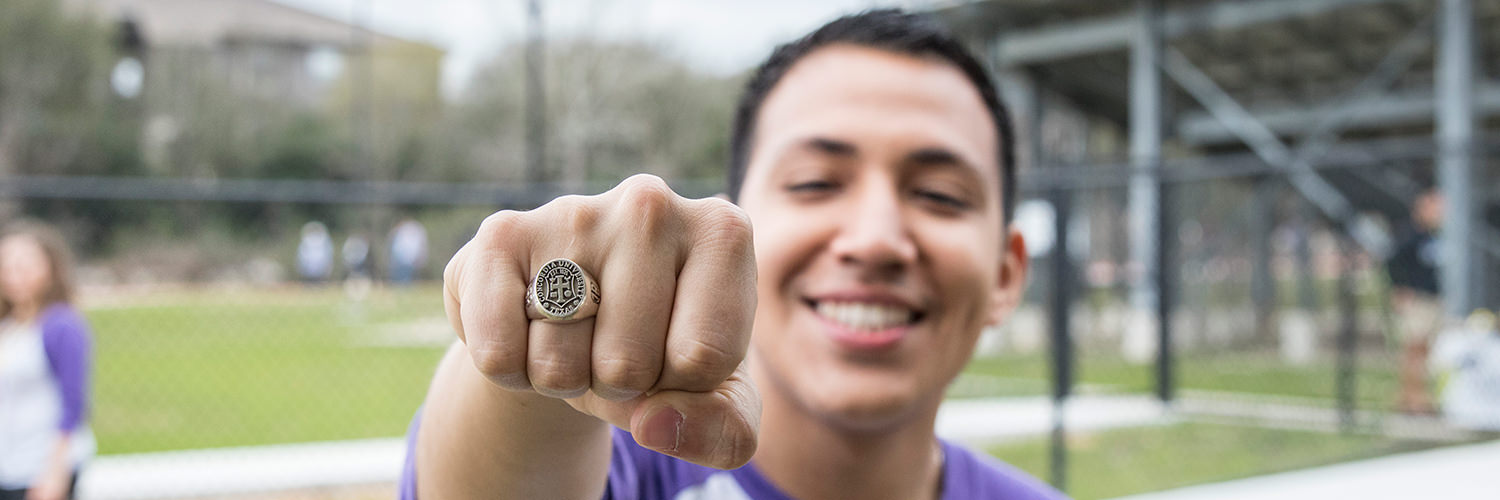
[933,0,1500,222]
[936,0,1499,145]
[931,0,1499,313]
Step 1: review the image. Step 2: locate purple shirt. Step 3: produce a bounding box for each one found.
[0,302,95,488]
[399,409,1065,499]
[39,303,93,432]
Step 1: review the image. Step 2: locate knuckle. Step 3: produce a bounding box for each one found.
[592,354,661,392]
[477,210,524,238]
[470,343,525,383]
[694,200,754,251]
[535,194,602,235]
[565,201,602,235]
[625,187,674,216]
[620,173,672,193]
[668,338,738,382]
[618,176,677,216]
[442,247,463,290]
[611,176,682,240]
[528,355,590,394]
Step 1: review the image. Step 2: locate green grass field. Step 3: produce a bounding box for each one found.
[960,350,1400,406]
[80,287,1468,498]
[988,422,1436,500]
[85,286,1404,459]
[87,285,449,454]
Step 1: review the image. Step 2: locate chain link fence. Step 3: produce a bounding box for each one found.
[959,139,1500,498]
[10,163,1492,499]
[5,0,1499,498]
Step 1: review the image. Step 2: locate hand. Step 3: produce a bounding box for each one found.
[25,468,69,500]
[443,174,760,469]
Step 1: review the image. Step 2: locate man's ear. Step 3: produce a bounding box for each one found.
[988,227,1029,327]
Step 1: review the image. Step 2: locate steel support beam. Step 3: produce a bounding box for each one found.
[1130,0,1162,324]
[1258,14,1434,181]
[1437,0,1479,318]
[994,0,1413,66]
[1128,0,1171,399]
[1180,84,1500,145]
[1163,48,1356,228]
[1158,9,1430,255]
[1163,17,1451,267]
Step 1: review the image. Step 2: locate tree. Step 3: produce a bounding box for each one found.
[436,38,741,192]
[0,0,116,211]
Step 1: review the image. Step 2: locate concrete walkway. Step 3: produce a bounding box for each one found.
[79,395,1165,499]
[77,439,406,500]
[936,394,1173,444]
[1110,438,1500,500]
[80,394,1495,500]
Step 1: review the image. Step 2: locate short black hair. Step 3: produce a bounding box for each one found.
[727,8,1017,223]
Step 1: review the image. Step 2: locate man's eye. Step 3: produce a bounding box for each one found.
[915,189,970,210]
[788,181,837,192]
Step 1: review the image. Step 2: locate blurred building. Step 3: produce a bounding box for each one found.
[61,0,444,174]
[65,0,442,106]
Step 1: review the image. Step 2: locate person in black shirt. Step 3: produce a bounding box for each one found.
[1386,189,1445,414]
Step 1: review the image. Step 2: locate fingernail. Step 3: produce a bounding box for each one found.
[639,406,683,452]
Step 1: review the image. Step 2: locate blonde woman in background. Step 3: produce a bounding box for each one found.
[0,222,95,500]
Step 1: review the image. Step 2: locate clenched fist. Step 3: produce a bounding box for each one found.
[441,174,760,469]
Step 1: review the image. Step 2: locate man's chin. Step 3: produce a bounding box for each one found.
[803,383,937,433]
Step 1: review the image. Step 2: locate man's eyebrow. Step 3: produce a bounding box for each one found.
[905,147,963,166]
[802,137,856,157]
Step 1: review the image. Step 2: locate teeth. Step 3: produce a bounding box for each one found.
[815,301,914,332]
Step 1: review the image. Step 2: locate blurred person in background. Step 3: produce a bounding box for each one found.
[343,233,372,281]
[342,233,374,304]
[296,221,334,284]
[1387,188,1444,414]
[387,217,427,285]
[1430,310,1500,430]
[0,222,95,500]
[404,10,1060,500]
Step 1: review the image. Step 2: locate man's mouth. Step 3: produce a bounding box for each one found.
[805,299,925,332]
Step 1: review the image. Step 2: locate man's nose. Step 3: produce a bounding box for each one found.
[828,185,918,277]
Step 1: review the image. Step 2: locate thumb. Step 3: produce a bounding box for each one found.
[629,365,760,469]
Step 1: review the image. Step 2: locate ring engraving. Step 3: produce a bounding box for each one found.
[526,258,600,322]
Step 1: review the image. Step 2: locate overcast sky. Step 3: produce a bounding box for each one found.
[270,0,930,98]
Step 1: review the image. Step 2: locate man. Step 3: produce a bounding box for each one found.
[389,217,429,285]
[1387,188,1444,414]
[296,221,333,284]
[402,10,1062,499]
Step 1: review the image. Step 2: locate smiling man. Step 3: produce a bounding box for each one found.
[403,9,1062,500]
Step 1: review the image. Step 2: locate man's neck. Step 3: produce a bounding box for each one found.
[750,373,946,500]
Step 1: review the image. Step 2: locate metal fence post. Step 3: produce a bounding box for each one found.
[1048,185,1074,492]
[1336,236,1360,431]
